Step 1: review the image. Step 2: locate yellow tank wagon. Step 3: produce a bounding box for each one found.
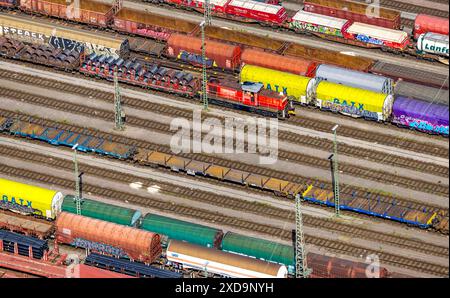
[314,81,394,121]
[240,64,316,104]
[0,178,63,219]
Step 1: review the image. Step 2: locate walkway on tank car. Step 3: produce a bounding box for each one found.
[7,119,136,159]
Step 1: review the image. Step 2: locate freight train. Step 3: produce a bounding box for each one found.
[0,0,448,63]
[153,0,449,62]
[0,178,392,277]
[1,116,447,233]
[2,34,448,135]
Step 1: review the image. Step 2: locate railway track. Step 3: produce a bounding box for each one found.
[0,150,447,277]
[1,83,447,198]
[1,66,448,174]
[0,107,447,218]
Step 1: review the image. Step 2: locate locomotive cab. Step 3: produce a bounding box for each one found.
[241,81,264,106]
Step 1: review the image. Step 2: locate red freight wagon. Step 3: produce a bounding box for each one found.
[19,0,115,27]
[113,8,198,41]
[165,0,229,13]
[414,14,449,40]
[0,0,17,8]
[166,33,242,70]
[225,0,288,25]
[303,0,401,29]
[241,48,317,77]
[208,80,292,118]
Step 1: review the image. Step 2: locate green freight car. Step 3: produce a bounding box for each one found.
[221,232,295,272]
[61,195,141,227]
[140,214,223,248]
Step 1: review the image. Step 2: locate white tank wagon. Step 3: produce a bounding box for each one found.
[417,32,449,58]
[315,64,394,94]
[166,240,288,278]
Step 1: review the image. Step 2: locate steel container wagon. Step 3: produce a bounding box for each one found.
[303,0,401,29]
[0,178,63,219]
[19,0,115,27]
[241,48,317,77]
[315,64,393,94]
[225,0,288,24]
[56,212,162,263]
[221,232,294,272]
[61,195,142,227]
[166,33,241,70]
[0,13,129,58]
[392,97,449,136]
[0,0,16,7]
[140,213,224,248]
[166,240,288,278]
[343,22,410,50]
[289,10,351,38]
[416,32,449,57]
[414,14,449,40]
[314,81,394,121]
[240,64,315,104]
[394,80,449,106]
[113,8,198,41]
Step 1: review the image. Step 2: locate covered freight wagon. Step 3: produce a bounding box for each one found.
[61,195,142,226]
[344,22,410,50]
[240,64,315,104]
[56,212,162,263]
[394,80,449,106]
[392,97,449,136]
[166,240,288,278]
[0,178,63,219]
[289,10,351,38]
[414,14,449,40]
[241,48,317,77]
[113,8,198,41]
[221,232,294,272]
[225,0,288,24]
[140,213,223,248]
[166,33,241,70]
[314,81,394,121]
[19,0,115,27]
[315,64,393,94]
[303,0,401,29]
[0,13,129,58]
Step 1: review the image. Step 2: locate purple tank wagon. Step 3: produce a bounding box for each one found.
[392,96,449,136]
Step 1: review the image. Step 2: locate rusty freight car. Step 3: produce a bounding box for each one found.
[19,0,118,27]
[113,8,198,41]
